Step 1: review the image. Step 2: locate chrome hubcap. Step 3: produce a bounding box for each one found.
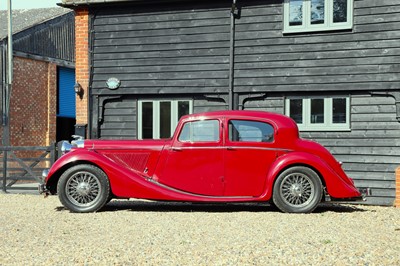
[280,173,315,207]
[66,171,101,207]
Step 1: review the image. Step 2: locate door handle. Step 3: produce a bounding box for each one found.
[226,147,235,150]
[172,147,183,151]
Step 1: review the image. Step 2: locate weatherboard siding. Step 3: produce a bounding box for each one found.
[98,98,137,139]
[91,2,232,96]
[234,0,400,93]
[88,0,400,205]
[0,45,3,125]
[306,95,400,206]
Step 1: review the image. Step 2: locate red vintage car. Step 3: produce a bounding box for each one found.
[40,110,363,213]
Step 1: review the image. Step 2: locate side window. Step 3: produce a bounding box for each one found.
[138,100,192,139]
[285,96,350,131]
[178,120,220,142]
[229,120,274,143]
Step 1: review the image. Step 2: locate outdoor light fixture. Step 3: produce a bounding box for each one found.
[74,82,83,98]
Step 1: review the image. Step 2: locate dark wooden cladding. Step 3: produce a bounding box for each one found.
[99,98,137,139]
[234,0,400,93]
[12,12,75,63]
[91,2,232,95]
[0,45,3,125]
[89,0,400,205]
[305,95,400,206]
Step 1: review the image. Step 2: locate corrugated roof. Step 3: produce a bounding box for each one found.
[0,7,70,40]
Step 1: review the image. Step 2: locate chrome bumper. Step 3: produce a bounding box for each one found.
[38,183,49,194]
[38,169,50,195]
[358,187,371,201]
[324,187,370,202]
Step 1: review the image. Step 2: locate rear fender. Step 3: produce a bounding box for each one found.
[262,152,360,200]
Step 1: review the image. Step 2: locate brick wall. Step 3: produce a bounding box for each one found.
[8,56,57,147]
[396,167,400,208]
[75,8,90,127]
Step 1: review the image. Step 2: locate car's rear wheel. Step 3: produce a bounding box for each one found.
[57,164,110,213]
[272,166,322,213]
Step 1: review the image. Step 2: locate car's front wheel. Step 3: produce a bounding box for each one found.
[272,166,323,213]
[57,164,110,213]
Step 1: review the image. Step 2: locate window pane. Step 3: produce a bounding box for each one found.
[311,0,325,25]
[229,120,274,143]
[333,98,347,124]
[160,102,171,138]
[311,99,324,124]
[333,0,347,23]
[141,102,153,139]
[290,99,303,124]
[289,0,303,26]
[179,120,219,142]
[178,101,190,120]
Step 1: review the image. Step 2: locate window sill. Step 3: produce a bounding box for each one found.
[283,25,353,34]
[298,127,351,132]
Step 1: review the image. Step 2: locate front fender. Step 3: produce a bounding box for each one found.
[262,152,361,200]
[46,149,155,198]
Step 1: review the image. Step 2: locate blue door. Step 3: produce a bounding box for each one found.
[57,67,76,141]
[58,67,76,118]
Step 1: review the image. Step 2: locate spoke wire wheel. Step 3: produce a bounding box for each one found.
[66,171,102,207]
[280,173,314,208]
[58,164,110,213]
[273,166,322,213]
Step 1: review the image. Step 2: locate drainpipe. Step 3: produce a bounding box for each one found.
[228,0,237,110]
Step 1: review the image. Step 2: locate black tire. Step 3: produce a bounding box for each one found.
[57,164,110,213]
[272,166,323,213]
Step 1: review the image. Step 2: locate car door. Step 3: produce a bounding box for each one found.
[224,119,278,196]
[160,119,225,196]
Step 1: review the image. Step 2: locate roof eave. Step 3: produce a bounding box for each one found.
[58,0,190,8]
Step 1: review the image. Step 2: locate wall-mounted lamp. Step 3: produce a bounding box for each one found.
[74,82,83,98]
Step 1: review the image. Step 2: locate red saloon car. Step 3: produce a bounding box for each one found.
[40,110,363,213]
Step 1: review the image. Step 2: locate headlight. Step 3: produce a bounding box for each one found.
[61,141,73,154]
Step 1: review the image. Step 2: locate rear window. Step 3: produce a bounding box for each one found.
[229,120,274,143]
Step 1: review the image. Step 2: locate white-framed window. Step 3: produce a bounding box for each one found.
[285,96,350,131]
[283,0,353,33]
[138,100,193,139]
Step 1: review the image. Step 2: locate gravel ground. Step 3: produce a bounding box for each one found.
[1,194,399,265]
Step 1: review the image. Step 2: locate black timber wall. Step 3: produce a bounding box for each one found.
[90,1,232,96]
[89,0,400,205]
[12,12,75,64]
[0,43,3,125]
[97,96,227,139]
[234,0,400,93]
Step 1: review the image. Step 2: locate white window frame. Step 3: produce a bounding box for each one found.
[283,0,353,33]
[285,96,350,131]
[137,100,193,139]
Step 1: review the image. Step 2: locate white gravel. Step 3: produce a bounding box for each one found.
[1,194,399,265]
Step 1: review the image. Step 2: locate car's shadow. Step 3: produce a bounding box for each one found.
[59,200,366,214]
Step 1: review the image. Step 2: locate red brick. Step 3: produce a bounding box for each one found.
[74,7,90,126]
[0,57,57,150]
[396,167,400,208]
